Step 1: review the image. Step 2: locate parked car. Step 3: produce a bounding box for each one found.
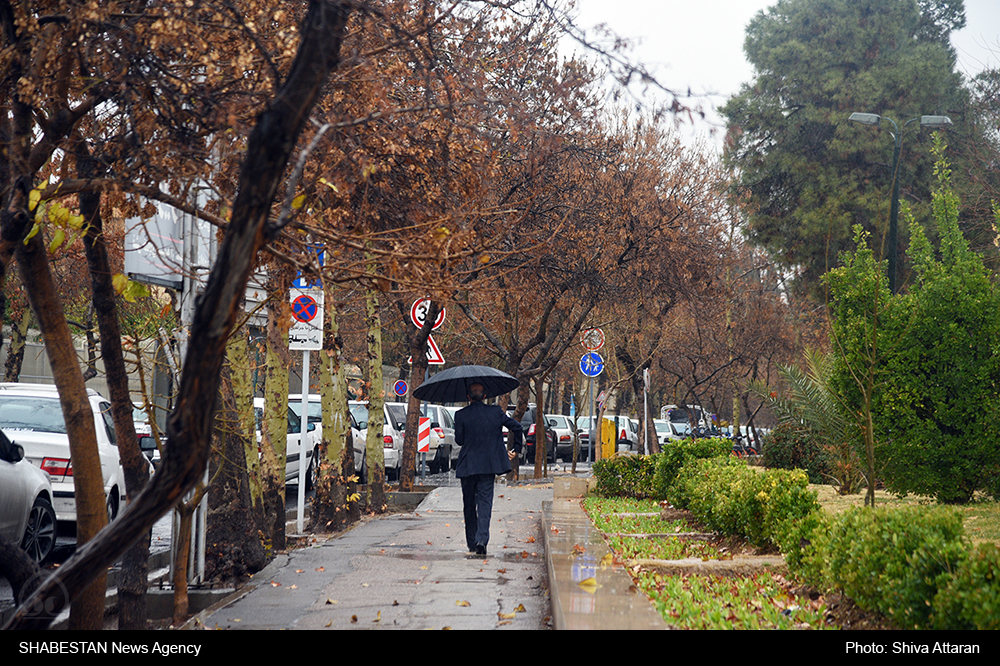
[288,394,363,483]
[545,414,575,461]
[0,429,56,563]
[0,382,127,526]
[420,403,455,472]
[253,396,317,488]
[348,400,446,478]
[520,405,555,463]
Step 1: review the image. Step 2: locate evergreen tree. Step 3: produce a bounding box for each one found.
[722,0,969,297]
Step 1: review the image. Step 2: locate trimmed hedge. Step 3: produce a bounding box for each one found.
[668,457,819,549]
[587,439,1000,629]
[932,543,1000,630]
[786,505,979,629]
[591,438,731,500]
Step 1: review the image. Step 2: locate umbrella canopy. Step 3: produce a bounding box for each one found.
[412,365,519,404]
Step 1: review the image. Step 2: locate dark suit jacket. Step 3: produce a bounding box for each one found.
[454,401,523,478]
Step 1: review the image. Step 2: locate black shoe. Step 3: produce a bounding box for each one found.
[475,542,487,555]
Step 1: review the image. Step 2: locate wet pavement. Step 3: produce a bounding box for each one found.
[192,480,554,630]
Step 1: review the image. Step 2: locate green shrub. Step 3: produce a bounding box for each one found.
[760,422,830,484]
[668,457,819,549]
[653,437,731,497]
[799,506,966,629]
[932,543,1000,630]
[592,454,660,499]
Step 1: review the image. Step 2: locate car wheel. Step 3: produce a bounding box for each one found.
[107,489,120,522]
[21,496,56,564]
[305,451,316,491]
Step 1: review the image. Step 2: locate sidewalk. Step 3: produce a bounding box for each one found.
[190,482,553,630]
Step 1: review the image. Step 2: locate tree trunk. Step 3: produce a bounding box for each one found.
[3,298,30,381]
[206,341,267,583]
[0,536,41,604]
[534,375,546,478]
[262,272,291,552]
[5,0,352,629]
[364,279,386,510]
[231,329,266,532]
[15,232,107,630]
[311,291,359,530]
[78,155,150,630]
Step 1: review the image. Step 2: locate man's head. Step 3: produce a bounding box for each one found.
[467,382,486,402]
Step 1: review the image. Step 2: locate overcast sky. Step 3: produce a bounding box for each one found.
[566,0,1000,152]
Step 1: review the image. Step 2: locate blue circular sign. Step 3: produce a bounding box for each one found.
[394,380,408,396]
[580,352,604,377]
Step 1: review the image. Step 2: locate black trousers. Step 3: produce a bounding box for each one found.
[460,474,495,550]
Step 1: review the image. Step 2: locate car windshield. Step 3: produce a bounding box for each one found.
[349,403,369,428]
[290,401,359,429]
[654,421,670,434]
[0,396,67,434]
[385,404,407,430]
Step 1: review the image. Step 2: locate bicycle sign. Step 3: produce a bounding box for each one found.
[580,352,604,377]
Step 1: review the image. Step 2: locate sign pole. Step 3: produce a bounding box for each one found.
[588,377,595,463]
[297,350,309,533]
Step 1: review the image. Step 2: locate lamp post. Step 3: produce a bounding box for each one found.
[848,112,952,294]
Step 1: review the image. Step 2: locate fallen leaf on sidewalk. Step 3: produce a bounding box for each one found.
[456,600,471,607]
[351,615,358,623]
[550,526,559,534]
[373,611,381,623]
[289,585,297,589]
[498,611,516,620]
[514,604,526,612]
[526,536,535,543]
[578,577,597,594]
[271,581,281,587]
[315,567,325,572]
[325,599,338,605]
[295,569,304,573]
[572,544,586,554]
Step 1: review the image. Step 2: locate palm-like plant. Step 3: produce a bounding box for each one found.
[750,349,865,494]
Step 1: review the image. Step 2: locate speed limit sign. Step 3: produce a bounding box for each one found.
[410,298,446,330]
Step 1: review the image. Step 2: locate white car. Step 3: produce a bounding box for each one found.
[288,394,364,481]
[253,397,317,487]
[0,382,127,525]
[0,430,56,563]
[349,400,446,478]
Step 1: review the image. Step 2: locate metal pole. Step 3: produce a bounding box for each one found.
[297,350,309,533]
[588,377,595,463]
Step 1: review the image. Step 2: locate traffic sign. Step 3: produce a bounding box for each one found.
[394,380,408,397]
[291,294,319,322]
[418,417,430,453]
[292,245,324,289]
[580,352,604,377]
[581,328,605,351]
[289,288,323,350]
[410,298,446,330]
[407,333,445,365]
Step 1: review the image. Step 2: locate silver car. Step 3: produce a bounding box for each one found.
[0,430,56,563]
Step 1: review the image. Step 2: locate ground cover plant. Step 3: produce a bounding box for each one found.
[636,570,831,630]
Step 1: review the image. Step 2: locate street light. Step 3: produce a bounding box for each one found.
[848,112,953,293]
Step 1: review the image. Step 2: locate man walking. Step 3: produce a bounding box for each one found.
[454,383,522,556]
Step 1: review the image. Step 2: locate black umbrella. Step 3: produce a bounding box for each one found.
[412,365,519,404]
